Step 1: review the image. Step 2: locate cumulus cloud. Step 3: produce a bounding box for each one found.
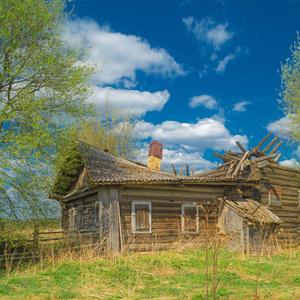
[189,95,218,109]
[266,116,291,138]
[68,18,186,87]
[279,158,299,168]
[233,101,251,112]
[182,16,233,50]
[137,118,248,152]
[90,87,170,114]
[137,146,218,174]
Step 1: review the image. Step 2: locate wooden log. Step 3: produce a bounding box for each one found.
[232,151,249,177]
[249,132,273,157]
[274,153,281,162]
[213,152,232,163]
[270,141,283,154]
[235,141,246,153]
[179,167,184,176]
[186,165,189,176]
[268,163,300,174]
[252,153,277,163]
[171,163,177,175]
[262,136,280,153]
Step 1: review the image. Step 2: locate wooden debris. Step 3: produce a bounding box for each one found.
[270,141,283,154]
[232,151,249,178]
[248,132,272,157]
[235,141,246,153]
[262,136,280,153]
[179,167,184,176]
[211,133,282,180]
[172,163,177,175]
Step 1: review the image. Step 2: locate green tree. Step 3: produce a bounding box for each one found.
[0,0,96,221]
[79,98,141,160]
[279,32,300,141]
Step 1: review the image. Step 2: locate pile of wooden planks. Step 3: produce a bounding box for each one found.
[213,132,282,179]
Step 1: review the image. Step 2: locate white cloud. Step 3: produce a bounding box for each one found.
[215,54,235,73]
[189,95,218,109]
[233,101,251,112]
[90,87,170,114]
[137,146,218,174]
[68,18,186,87]
[137,118,248,152]
[266,116,291,138]
[215,46,242,73]
[199,64,208,77]
[279,159,299,168]
[182,16,233,50]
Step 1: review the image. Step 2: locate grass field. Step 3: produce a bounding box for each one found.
[0,246,299,299]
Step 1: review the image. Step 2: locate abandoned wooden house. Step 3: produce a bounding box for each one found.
[50,134,300,253]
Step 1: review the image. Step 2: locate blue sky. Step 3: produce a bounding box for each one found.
[67,0,300,172]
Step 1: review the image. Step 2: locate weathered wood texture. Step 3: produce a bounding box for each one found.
[260,163,300,246]
[120,184,224,250]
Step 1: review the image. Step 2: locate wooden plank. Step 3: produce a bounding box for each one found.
[186,165,189,177]
[252,153,277,163]
[274,153,281,162]
[171,163,177,175]
[179,167,184,176]
[225,162,236,178]
[232,151,249,177]
[262,136,280,153]
[213,152,232,163]
[235,141,246,153]
[270,141,283,154]
[250,132,273,156]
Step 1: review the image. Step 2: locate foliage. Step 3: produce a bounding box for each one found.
[279,32,300,141]
[79,99,141,159]
[0,0,96,221]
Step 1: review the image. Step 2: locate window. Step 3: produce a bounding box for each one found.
[69,208,76,230]
[268,186,282,207]
[77,205,83,229]
[131,201,152,233]
[95,201,102,226]
[181,203,198,233]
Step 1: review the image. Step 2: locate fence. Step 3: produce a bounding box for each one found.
[0,227,108,263]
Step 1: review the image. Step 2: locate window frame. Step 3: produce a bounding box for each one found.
[69,207,76,231]
[131,200,152,234]
[181,203,199,233]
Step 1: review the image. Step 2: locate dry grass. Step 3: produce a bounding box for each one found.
[0,236,299,299]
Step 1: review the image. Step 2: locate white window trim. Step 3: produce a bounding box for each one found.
[181,203,199,233]
[131,200,152,234]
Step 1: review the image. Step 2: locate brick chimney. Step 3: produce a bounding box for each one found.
[148,141,163,171]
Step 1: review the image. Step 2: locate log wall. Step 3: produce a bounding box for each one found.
[120,183,226,250]
[260,163,300,246]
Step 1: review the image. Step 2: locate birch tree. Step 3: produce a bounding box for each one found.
[0,0,96,221]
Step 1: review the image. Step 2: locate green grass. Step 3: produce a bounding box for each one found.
[0,248,299,299]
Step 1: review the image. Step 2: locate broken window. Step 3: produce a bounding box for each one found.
[182,203,198,232]
[132,201,151,233]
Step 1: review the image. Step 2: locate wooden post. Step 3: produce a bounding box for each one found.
[246,226,250,256]
[109,189,121,253]
[33,225,39,247]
